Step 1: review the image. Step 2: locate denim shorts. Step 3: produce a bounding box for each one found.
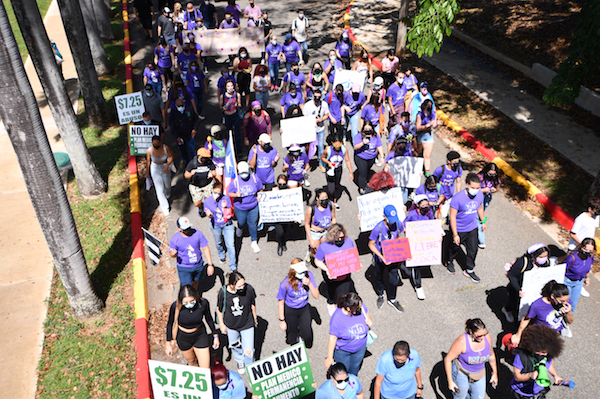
[417,131,434,143]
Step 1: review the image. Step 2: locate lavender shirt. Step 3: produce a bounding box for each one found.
[526,296,570,331]
[344,91,366,116]
[386,82,407,107]
[204,195,232,227]
[415,183,440,203]
[511,353,553,396]
[280,92,304,114]
[432,165,463,199]
[329,306,369,353]
[205,139,227,165]
[565,252,593,281]
[403,208,434,224]
[457,333,490,373]
[283,71,306,88]
[282,41,301,63]
[284,153,309,181]
[311,204,333,229]
[144,67,163,84]
[169,230,209,267]
[449,190,484,233]
[353,133,381,160]
[155,46,172,69]
[265,43,283,64]
[324,59,344,84]
[227,175,262,210]
[248,146,278,184]
[361,104,384,127]
[276,271,317,309]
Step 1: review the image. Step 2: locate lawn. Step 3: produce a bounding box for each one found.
[3,0,53,61]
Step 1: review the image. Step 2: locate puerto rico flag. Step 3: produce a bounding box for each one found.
[224,130,237,197]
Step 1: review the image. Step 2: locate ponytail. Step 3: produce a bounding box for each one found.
[541,280,569,299]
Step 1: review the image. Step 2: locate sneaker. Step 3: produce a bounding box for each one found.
[388,300,404,312]
[335,203,340,210]
[376,295,384,309]
[199,210,207,218]
[270,85,275,91]
[416,287,426,300]
[199,115,206,120]
[561,324,573,338]
[445,260,455,275]
[219,258,226,264]
[478,243,486,249]
[237,363,245,374]
[327,303,337,316]
[251,241,260,253]
[502,306,515,323]
[277,243,283,256]
[258,222,264,231]
[375,159,382,167]
[580,286,590,297]
[236,227,243,237]
[303,180,311,187]
[463,270,481,283]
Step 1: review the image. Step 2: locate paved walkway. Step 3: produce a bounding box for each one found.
[0,1,79,397]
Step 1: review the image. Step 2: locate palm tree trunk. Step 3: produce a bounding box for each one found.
[11,0,108,197]
[56,0,111,127]
[93,0,115,40]
[0,2,104,318]
[77,0,112,76]
[395,0,410,56]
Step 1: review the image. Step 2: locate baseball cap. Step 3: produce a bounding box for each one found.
[237,161,250,174]
[419,81,429,88]
[284,33,293,41]
[177,216,192,229]
[197,148,211,157]
[351,83,360,93]
[383,205,400,224]
[210,125,222,135]
[374,76,384,86]
[290,261,308,273]
[258,133,271,143]
[413,194,428,205]
[163,7,171,13]
[289,144,301,152]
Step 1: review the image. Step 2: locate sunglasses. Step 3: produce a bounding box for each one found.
[335,377,349,384]
[472,332,487,340]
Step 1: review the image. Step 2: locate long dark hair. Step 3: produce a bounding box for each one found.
[540,280,569,299]
[177,285,200,307]
[169,76,189,101]
[311,188,328,207]
[480,162,500,186]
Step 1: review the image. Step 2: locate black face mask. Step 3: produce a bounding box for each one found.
[387,222,397,231]
[352,308,362,316]
[314,97,322,103]
[253,109,261,116]
[314,69,322,75]
[393,360,406,368]
[236,287,247,296]
[153,144,161,149]
[343,37,349,42]
[579,249,591,259]
[426,186,436,192]
[319,199,329,207]
[352,92,359,100]
[214,133,223,140]
[551,301,563,311]
[278,183,288,189]
[450,162,459,171]
[419,207,430,215]
[533,353,546,362]
[293,69,299,75]
[334,238,345,247]
[262,143,272,152]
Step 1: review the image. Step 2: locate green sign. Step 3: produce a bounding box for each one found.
[129,124,159,156]
[246,342,316,399]
[148,359,213,399]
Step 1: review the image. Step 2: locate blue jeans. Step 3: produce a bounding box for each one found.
[234,204,259,242]
[333,345,367,376]
[176,262,204,286]
[255,90,269,110]
[223,113,241,154]
[299,40,308,59]
[346,112,361,143]
[226,326,255,366]
[149,82,163,97]
[268,62,280,86]
[317,129,325,167]
[210,222,236,270]
[192,91,203,115]
[177,136,196,163]
[564,276,583,312]
[477,193,492,245]
[285,61,296,73]
[451,361,486,399]
[164,34,176,47]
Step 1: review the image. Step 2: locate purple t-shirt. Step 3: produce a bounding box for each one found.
[386,149,411,161]
[280,92,304,114]
[457,333,490,373]
[265,43,282,64]
[315,239,355,280]
[565,252,593,281]
[511,353,554,396]
[169,230,209,267]
[183,9,203,23]
[329,306,369,353]
[326,91,345,121]
[284,153,309,181]
[276,271,317,309]
[224,4,241,23]
[283,71,306,88]
[155,46,173,69]
[324,59,344,84]
[248,146,278,184]
[386,82,407,106]
[204,195,233,227]
[450,190,484,233]
[187,70,206,93]
[415,183,440,203]
[526,296,570,332]
[177,52,197,74]
[353,133,381,160]
[335,40,352,57]
[219,18,239,29]
[432,165,463,199]
[369,221,404,253]
[402,74,418,91]
[404,208,434,224]
[227,174,263,210]
[344,91,366,116]
[205,139,227,165]
[144,67,164,84]
[282,41,301,63]
[217,73,237,92]
[361,104,384,127]
[311,204,333,229]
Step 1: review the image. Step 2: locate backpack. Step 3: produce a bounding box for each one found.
[504,256,528,277]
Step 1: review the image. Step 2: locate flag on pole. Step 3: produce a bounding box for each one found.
[142,228,163,265]
[224,130,237,196]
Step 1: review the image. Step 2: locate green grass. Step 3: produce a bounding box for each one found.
[3,0,53,61]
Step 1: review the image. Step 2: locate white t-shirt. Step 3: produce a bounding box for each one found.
[303,100,329,132]
[568,211,599,250]
[291,17,308,42]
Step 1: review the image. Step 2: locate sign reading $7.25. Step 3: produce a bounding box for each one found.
[114,92,145,125]
[148,359,213,399]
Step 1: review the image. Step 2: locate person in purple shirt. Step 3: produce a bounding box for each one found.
[225,0,242,23]
[414,176,444,217]
[283,145,310,187]
[265,36,284,89]
[353,122,383,194]
[360,95,386,135]
[282,33,302,72]
[204,182,237,271]
[387,112,416,154]
[154,37,175,85]
[166,76,198,114]
[205,125,227,180]
[217,67,238,97]
[325,292,373,376]
[387,70,408,123]
[143,61,166,97]
[186,60,208,118]
[169,217,214,287]
[343,83,366,144]
[432,150,462,218]
[177,43,198,84]
[281,62,306,94]
[227,162,263,253]
[325,49,344,85]
[248,134,279,189]
[277,259,319,347]
[477,162,500,248]
[219,11,240,29]
[183,3,203,29]
[280,83,304,116]
[448,173,486,282]
[335,30,353,69]
[559,238,595,312]
[326,84,346,138]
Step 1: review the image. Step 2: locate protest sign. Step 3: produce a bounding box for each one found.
[115,92,144,124]
[149,359,212,399]
[519,264,566,320]
[405,220,443,267]
[129,124,159,156]
[258,188,305,224]
[387,156,424,188]
[280,115,317,148]
[357,188,406,232]
[325,247,362,279]
[247,342,315,399]
[333,70,366,91]
[381,238,412,263]
[194,27,264,56]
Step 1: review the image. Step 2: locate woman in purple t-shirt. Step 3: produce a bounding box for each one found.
[305,188,337,260]
[143,60,166,97]
[283,145,310,188]
[154,37,175,85]
[277,258,319,347]
[227,161,263,253]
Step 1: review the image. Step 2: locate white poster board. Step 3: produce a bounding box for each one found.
[333,70,366,92]
[405,220,443,267]
[148,359,213,399]
[518,264,566,320]
[387,156,424,188]
[129,124,159,156]
[258,188,305,223]
[115,92,145,125]
[357,187,406,232]
[194,27,264,56]
[281,115,317,148]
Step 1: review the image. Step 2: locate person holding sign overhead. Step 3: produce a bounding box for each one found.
[211,361,246,399]
[316,362,364,399]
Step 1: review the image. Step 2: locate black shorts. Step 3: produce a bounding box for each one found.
[176,327,210,351]
[140,17,153,30]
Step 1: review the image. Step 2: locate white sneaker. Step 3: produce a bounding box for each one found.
[237,362,246,374]
[199,115,206,120]
[502,306,515,323]
[303,180,311,187]
[580,286,590,297]
[334,203,340,210]
[251,241,260,253]
[327,303,337,316]
[236,227,243,237]
[561,325,573,338]
[416,287,426,300]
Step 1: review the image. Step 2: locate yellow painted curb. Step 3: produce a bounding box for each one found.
[130,173,142,214]
[133,258,148,321]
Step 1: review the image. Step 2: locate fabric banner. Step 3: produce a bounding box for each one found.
[280,115,317,148]
[258,188,305,223]
[148,360,212,399]
[333,70,366,91]
[142,228,163,265]
[194,27,264,56]
[405,220,443,267]
[129,125,159,156]
[519,264,566,320]
[387,156,424,188]
[357,188,406,232]
[325,247,362,279]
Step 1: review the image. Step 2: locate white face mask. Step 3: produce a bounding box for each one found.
[217,379,229,390]
[335,380,347,390]
[213,192,222,200]
[298,13,304,18]
[468,188,479,196]
[330,55,336,60]
[183,300,196,309]
[295,272,305,280]
[272,40,277,45]
[145,91,153,97]
[177,106,185,113]
[397,77,404,83]
[143,119,151,125]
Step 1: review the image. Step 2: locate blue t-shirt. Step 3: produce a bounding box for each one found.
[375,348,422,399]
[169,230,209,267]
[316,375,362,399]
[212,371,246,399]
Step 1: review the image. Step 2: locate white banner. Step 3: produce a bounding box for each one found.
[149,360,213,399]
[333,70,366,92]
[115,92,145,125]
[387,156,424,188]
[280,115,317,148]
[194,27,264,56]
[258,188,305,223]
[519,264,566,320]
[357,187,406,232]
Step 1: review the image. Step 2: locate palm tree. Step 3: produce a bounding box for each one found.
[0,2,104,318]
[11,0,108,197]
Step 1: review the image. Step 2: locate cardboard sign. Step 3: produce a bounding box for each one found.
[194,27,264,56]
[258,188,305,223]
[357,188,406,232]
[280,115,317,148]
[247,342,315,399]
[381,237,412,263]
[148,360,212,399]
[325,247,362,279]
[115,92,145,124]
[129,124,159,156]
[405,220,443,267]
[519,264,566,320]
[333,70,366,92]
[387,156,424,188]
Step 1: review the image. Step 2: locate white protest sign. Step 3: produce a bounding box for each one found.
[518,264,566,320]
[387,156,424,188]
[258,188,305,224]
[357,187,406,232]
[115,92,145,125]
[148,359,212,399]
[195,27,264,56]
[333,70,366,92]
[405,220,443,267]
[129,124,159,156]
[281,115,317,148]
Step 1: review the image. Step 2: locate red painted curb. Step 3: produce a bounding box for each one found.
[135,318,152,399]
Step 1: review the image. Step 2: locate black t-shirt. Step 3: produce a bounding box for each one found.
[165,298,216,340]
[186,157,215,187]
[217,284,256,330]
[133,0,153,19]
[262,19,272,38]
[199,3,217,28]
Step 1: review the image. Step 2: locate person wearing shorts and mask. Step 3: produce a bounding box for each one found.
[185,148,217,217]
[248,134,279,190]
[204,181,237,271]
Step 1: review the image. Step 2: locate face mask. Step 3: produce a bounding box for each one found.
[214,133,223,140]
[143,119,152,125]
[450,162,459,171]
[270,39,277,45]
[261,143,272,151]
[290,92,297,98]
[260,71,267,77]
[551,300,564,311]
[579,249,591,259]
[213,192,222,200]
[352,92,359,100]
[226,17,232,22]
[176,84,184,89]
[402,121,410,127]
[239,172,250,180]
[217,380,229,390]
[253,109,261,116]
[352,308,362,316]
[183,300,196,309]
[343,37,349,42]
[468,188,479,197]
[319,199,329,207]
[184,48,190,53]
[293,69,299,75]
[334,238,345,247]
[314,96,322,103]
[177,106,186,113]
[314,69,322,75]
[298,13,304,18]
[145,91,153,97]
[393,360,406,368]
[536,256,548,265]
[236,286,247,296]
[397,77,404,83]
[201,157,211,164]
[330,55,336,60]
[227,88,234,94]
[419,207,429,215]
[387,222,397,231]
[374,85,382,90]
[290,151,301,157]
[335,380,347,390]
[240,53,248,58]
[295,272,306,280]
[191,66,198,71]
[427,186,436,191]
[533,353,546,362]
[205,1,209,4]
[153,144,161,149]
[249,2,254,6]
[278,183,288,189]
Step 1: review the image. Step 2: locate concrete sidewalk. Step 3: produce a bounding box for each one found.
[0,1,79,397]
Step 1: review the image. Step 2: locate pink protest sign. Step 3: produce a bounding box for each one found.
[381,238,412,263]
[325,247,362,279]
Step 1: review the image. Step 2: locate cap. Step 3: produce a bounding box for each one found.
[419,81,429,88]
[163,6,171,13]
[258,133,271,143]
[237,161,250,174]
[290,261,308,273]
[413,194,428,205]
[527,243,546,254]
[210,125,222,135]
[197,148,211,157]
[289,144,301,152]
[251,100,261,109]
[351,83,360,93]
[383,205,400,224]
[374,76,384,86]
[447,151,460,161]
[342,30,349,38]
[144,83,153,92]
[177,216,192,229]
[284,33,293,41]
